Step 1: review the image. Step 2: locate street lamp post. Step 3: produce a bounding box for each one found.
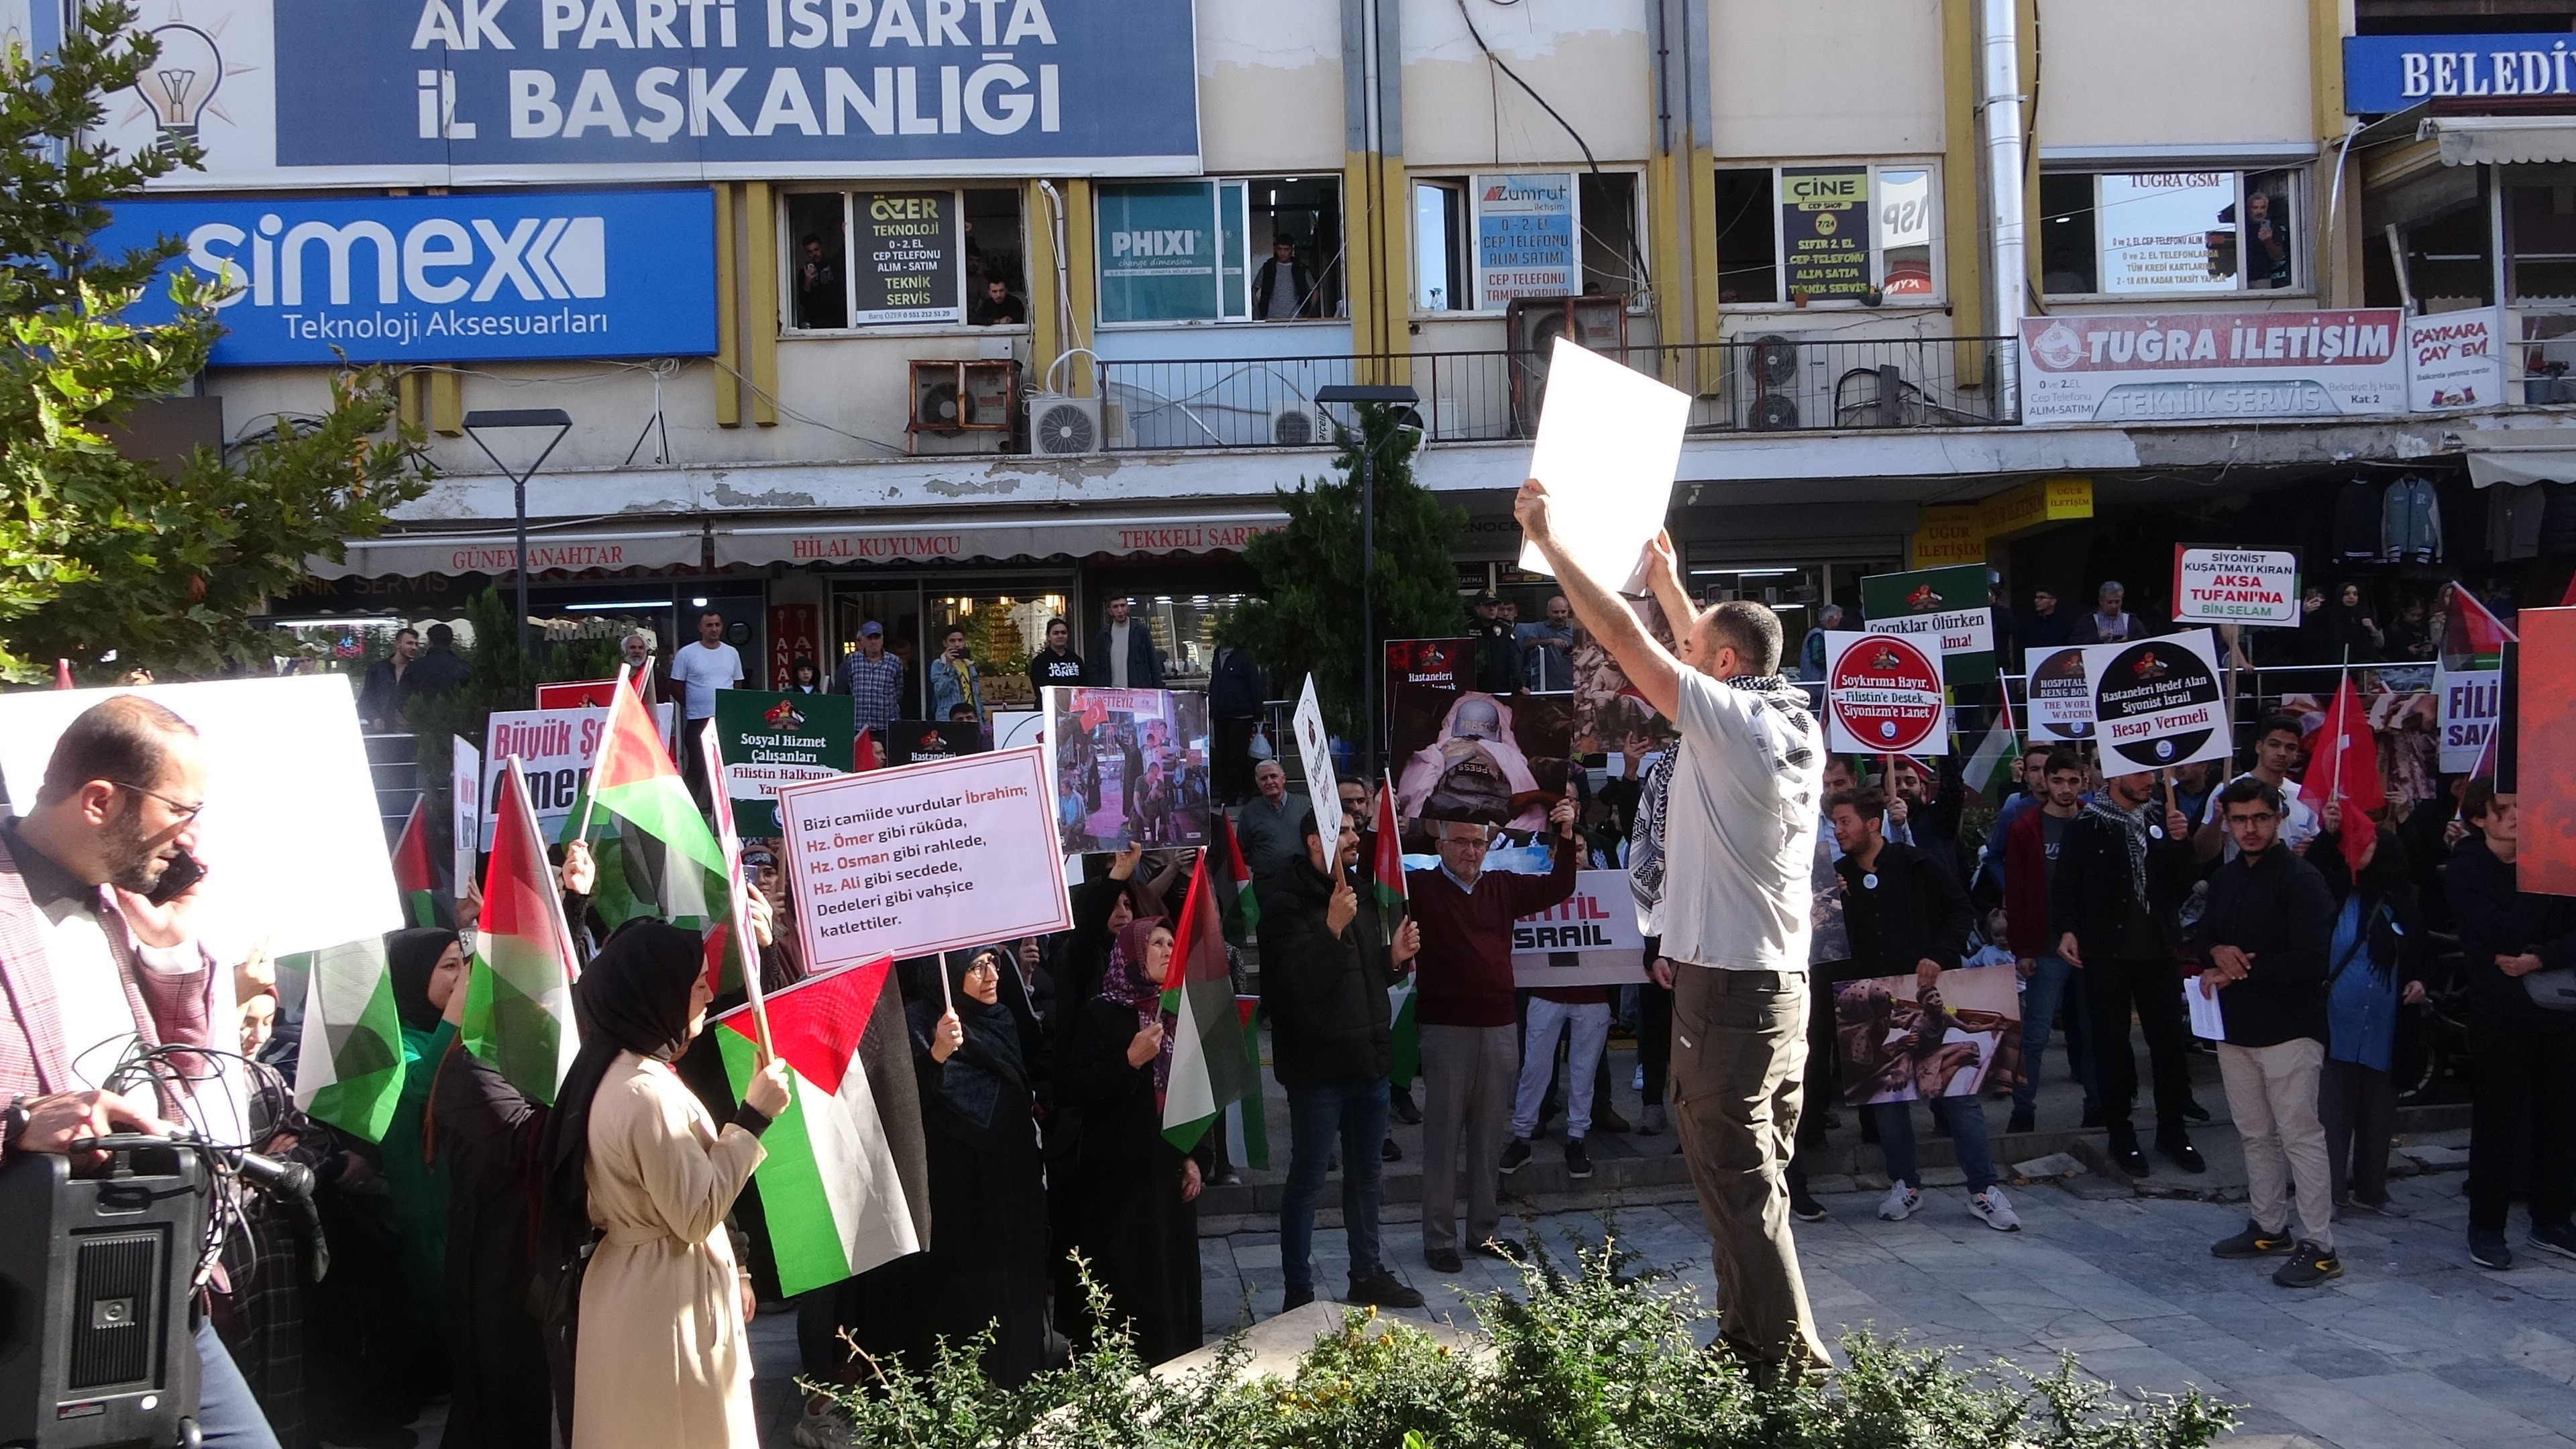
[1313,384,1419,780]
[462,409,574,687]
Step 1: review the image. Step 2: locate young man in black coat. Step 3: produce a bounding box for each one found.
[2445,781,2576,1271]
[1259,810,1423,1313]
[2194,777,2341,1288]
[2051,767,2206,1177]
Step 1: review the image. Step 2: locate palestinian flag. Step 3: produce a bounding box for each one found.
[1962,684,2020,808]
[1224,996,1269,1171]
[567,669,731,972]
[2445,584,2519,670]
[391,796,439,927]
[461,756,583,1105]
[1387,977,1419,1090]
[1215,811,1258,941]
[1161,851,1259,1155]
[1370,775,1407,945]
[715,958,920,1296]
[290,936,406,1141]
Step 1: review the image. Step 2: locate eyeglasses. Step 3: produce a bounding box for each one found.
[111,781,205,822]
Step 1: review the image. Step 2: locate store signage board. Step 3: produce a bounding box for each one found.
[2343,34,2576,113]
[2172,545,2300,627]
[2019,309,2406,426]
[2406,307,2505,411]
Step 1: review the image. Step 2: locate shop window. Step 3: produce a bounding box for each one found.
[1700,163,1943,305]
[1096,176,1342,325]
[781,186,1028,332]
[2506,164,2576,303]
[1407,170,1646,313]
[2040,169,2304,297]
[2393,195,2493,311]
[926,588,1072,716]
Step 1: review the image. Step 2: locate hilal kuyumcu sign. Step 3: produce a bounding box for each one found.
[100,0,1201,189]
[95,190,717,364]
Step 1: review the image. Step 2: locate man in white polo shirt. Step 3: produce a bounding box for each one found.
[670,608,743,806]
[1515,478,1831,1379]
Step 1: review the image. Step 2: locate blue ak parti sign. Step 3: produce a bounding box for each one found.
[95,189,719,366]
[2343,33,2576,113]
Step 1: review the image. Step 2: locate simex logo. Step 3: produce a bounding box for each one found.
[185,214,608,309]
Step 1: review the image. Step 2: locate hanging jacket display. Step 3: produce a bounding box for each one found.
[2379,474,2443,564]
[2487,483,2548,562]
[2332,477,2382,562]
[2542,479,2576,559]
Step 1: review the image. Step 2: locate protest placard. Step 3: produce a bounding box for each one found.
[1861,564,1996,685]
[1293,675,1342,841]
[535,678,621,708]
[775,747,1072,975]
[993,710,1044,752]
[452,735,482,892]
[1830,964,2023,1106]
[0,676,397,960]
[2027,645,2096,741]
[2520,608,2576,898]
[1040,686,1213,853]
[480,702,676,847]
[713,688,854,835]
[1509,869,1647,987]
[2084,628,2229,773]
[1389,685,1574,832]
[1519,337,1690,594]
[2172,545,2300,627]
[885,721,989,765]
[1821,633,1948,755]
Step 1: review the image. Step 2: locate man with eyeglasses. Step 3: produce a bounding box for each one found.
[1,695,282,1449]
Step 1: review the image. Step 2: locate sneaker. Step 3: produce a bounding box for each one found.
[1424,1247,1464,1274]
[1640,1103,1668,1135]
[1500,1137,1533,1174]
[1382,1136,1403,1163]
[1346,1267,1424,1309]
[1790,1191,1829,1223]
[1632,1065,1645,1091]
[1970,1185,2023,1233]
[792,1401,853,1449]
[2470,1228,2514,1271]
[2272,1240,2343,1289]
[1389,1087,1424,1126]
[2005,1106,2035,1136]
[2529,1221,2576,1260]
[1878,1183,1921,1222]
[2211,1220,2295,1259]
[1283,1284,1316,1313]
[1565,1138,1595,1179]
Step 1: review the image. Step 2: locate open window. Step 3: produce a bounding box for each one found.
[782,186,1029,332]
[1701,163,1943,305]
[1094,176,1344,324]
[1409,170,1647,313]
[2039,168,2306,298]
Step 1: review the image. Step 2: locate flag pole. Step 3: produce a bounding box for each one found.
[568,661,632,846]
[2329,645,2351,809]
[696,720,771,1055]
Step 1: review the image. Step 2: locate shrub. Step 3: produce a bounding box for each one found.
[813,1234,2237,1449]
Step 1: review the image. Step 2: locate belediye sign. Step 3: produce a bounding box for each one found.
[95,191,718,365]
[2019,309,2406,426]
[97,0,1202,189]
[2343,34,2576,113]
[2171,545,2300,627]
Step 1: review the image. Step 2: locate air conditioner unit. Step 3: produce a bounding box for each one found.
[1739,337,1920,431]
[1505,293,1630,436]
[1028,392,1105,456]
[1271,406,1318,447]
[908,360,1016,455]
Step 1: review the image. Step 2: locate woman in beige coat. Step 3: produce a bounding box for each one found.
[536,920,792,1449]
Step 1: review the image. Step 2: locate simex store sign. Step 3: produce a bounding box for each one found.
[95,190,718,365]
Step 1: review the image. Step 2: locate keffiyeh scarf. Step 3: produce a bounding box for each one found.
[2082,796,2153,906]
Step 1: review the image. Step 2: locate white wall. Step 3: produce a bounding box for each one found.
[1400,0,1652,168]
[2035,0,2316,152]
[1710,0,1946,160]
[1196,0,1348,173]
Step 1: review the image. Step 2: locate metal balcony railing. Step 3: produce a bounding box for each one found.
[1094,335,2020,450]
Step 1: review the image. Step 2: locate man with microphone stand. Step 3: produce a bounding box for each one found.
[1,696,281,1449]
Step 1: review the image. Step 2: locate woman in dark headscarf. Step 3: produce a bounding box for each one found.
[378,928,460,1394]
[536,921,791,1449]
[908,945,1057,1385]
[1058,916,1208,1365]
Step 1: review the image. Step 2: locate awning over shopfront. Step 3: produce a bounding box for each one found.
[2418,115,2576,167]
[307,527,705,579]
[713,510,1291,568]
[2466,444,2576,488]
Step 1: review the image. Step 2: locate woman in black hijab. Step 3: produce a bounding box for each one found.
[537,920,789,1449]
[908,945,1057,1385]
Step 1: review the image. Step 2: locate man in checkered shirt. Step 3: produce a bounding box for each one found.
[839,619,907,736]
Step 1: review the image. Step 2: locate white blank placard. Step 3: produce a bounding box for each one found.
[1517,337,1692,593]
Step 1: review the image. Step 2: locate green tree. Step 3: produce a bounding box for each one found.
[0,1,428,682]
[1230,405,1464,741]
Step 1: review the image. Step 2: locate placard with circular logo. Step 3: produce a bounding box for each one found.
[2082,629,2229,774]
[1823,632,1947,755]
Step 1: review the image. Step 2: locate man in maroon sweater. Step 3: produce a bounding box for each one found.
[1413,798,1580,1273]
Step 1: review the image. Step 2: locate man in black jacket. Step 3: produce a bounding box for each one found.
[1468,590,1521,695]
[1260,810,1423,1313]
[1208,641,1265,805]
[1828,788,2020,1232]
[2193,777,2341,1288]
[2053,768,2206,1176]
[2445,781,2576,1271]
[1084,597,1163,690]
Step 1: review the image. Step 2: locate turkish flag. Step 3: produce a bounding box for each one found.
[2300,674,2383,872]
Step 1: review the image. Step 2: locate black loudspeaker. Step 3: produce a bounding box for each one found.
[0,1146,205,1449]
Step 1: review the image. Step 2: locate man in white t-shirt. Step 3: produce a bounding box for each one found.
[2191,712,2320,863]
[1516,478,1832,1379]
[670,608,745,805]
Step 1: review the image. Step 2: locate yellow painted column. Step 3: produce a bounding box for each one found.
[1063,178,1097,396]
[745,180,781,426]
[429,368,463,435]
[713,184,742,428]
[1024,179,1062,377]
[2310,0,2357,306]
[1941,0,1987,388]
[397,368,423,431]
[1344,148,1383,375]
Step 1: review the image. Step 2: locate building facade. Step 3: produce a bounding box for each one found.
[70,0,2576,706]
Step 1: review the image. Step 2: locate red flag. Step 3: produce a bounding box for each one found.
[53,659,74,690]
[2561,572,2576,609]
[392,797,438,926]
[2301,673,2384,872]
[853,726,880,772]
[2444,584,2519,666]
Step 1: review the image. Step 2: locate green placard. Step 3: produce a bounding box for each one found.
[1860,564,1996,687]
[714,690,855,837]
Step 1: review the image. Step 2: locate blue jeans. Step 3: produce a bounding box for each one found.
[196,1317,282,1449]
[2013,954,2097,1118]
[1874,1094,1998,1194]
[1280,1079,1391,1293]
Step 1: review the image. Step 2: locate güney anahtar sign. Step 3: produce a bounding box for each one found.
[2019,309,2406,425]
